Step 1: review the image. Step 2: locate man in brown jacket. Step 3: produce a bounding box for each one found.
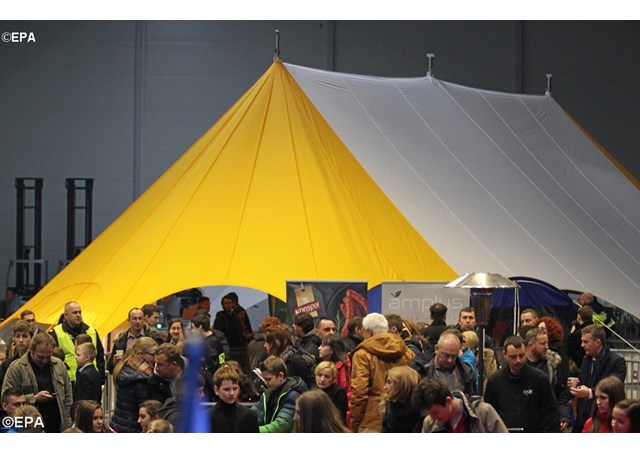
[350,313,415,432]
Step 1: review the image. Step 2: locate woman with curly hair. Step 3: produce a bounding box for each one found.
[535,316,570,383]
[583,375,626,432]
[246,316,281,373]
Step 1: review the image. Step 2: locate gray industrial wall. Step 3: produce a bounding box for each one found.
[1,20,638,301]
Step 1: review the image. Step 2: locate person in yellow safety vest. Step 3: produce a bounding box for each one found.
[577,292,616,337]
[49,301,105,383]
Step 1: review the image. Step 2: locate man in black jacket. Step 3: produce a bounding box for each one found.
[149,343,184,404]
[421,303,449,348]
[342,315,363,353]
[565,305,594,373]
[191,314,230,374]
[570,324,626,432]
[525,328,571,431]
[484,335,560,432]
[293,313,320,358]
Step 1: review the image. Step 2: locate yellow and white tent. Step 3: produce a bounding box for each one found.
[3,59,639,336]
[1,61,455,335]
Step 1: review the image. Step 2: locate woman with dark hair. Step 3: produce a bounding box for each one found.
[264,324,316,389]
[74,400,107,433]
[535,316,570,383]
[108,337,156,433]
[612,399,640,433]
[318,334,351,394]
[166,318,184,345]
[583,375,626,433]
[138,400,163,433]
[293,389,350,433]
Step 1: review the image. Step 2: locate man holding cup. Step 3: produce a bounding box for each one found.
[569,325,626,432]
[106,307,162,374]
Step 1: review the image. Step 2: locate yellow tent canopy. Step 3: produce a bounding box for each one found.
[1,62,455,335]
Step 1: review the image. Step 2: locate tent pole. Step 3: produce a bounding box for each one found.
[274,29,281,61]
[426,53,435,78]
[545,73,553,96]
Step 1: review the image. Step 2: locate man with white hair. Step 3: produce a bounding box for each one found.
[350,312,415,433]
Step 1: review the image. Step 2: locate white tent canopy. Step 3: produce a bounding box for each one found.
[287,63,640,318]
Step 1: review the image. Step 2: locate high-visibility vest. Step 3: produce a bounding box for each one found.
[53,324,98,380]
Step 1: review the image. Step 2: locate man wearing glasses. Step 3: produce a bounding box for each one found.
[18,309,43,335]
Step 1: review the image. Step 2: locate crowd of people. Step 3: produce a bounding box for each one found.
[0,290,638,434]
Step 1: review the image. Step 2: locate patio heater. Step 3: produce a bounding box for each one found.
[445,272,518,390]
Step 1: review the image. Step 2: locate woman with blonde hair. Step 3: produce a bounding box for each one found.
[148,419,174,433]
[583,375,626,433]
[461,330,497,391]
[315,361,348,425]
[12,404,45,433]
[108,337,156,433]
[380,366,421,432]
[293,389,350,433]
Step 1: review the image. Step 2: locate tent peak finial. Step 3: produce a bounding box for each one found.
[545,73,553,96]
[273,29,281,62]
[426,53,435,78]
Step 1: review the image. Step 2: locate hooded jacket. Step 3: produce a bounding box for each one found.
[422,391,508,433]
[349,332,415,432]
[253,376,307,433]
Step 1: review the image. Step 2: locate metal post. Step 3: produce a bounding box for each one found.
[545,73,553,96]
[65,178,94,261]
[14,178,44,296]
[426,53,435,78]
[274,30,280,61]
